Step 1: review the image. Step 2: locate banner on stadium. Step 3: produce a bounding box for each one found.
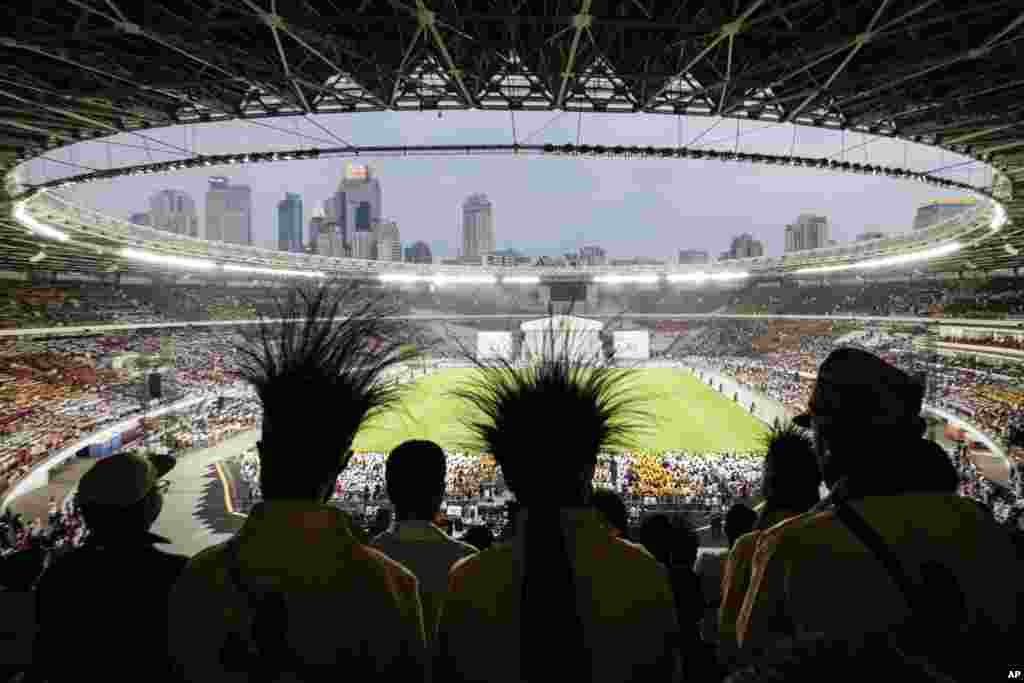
[613,331,650,360]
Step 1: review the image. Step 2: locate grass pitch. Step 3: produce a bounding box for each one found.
[353,368,768,455]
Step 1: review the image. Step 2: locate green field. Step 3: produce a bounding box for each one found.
[353,368,768,454]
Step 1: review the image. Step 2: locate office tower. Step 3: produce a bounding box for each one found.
[373,219,402,262]
[277,193,304,252]
[149,190,198,237]
[351,229,375,260]
[205,177,252,245]
[404,241,433,264]
[721,234,764,261]
[677,249,710,265]
[461,193,495,260]
[325,163,382,251]
[857,230,886,242]
[912,199,973,230]
[784,214,830,253]
[578,245,607,266]
[129,212,150,227]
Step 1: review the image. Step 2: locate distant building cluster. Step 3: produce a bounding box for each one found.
[720,233,764,261]
[784,213,831,253]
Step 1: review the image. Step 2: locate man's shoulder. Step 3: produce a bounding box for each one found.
[361,543,420,588]
[449,542,513,583]
[752,509,834,564]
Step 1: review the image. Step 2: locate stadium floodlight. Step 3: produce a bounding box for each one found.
[120,247,216,270]
[431,274,498,286]
[992,203,1008,232]
[379,273,424,284]
[223,264,325,278]
[502,275,541,284]
[793,242,962,274]
[667,272,710,283]
[13,202,70,242]
[594,274,660,285]
[710,271,749,281]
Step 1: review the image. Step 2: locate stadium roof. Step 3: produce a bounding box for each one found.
[0,1,1023,274]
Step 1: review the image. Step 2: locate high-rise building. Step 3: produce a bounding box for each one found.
[149,190,198,237]
[129,212,150,227]
[784,214,830,253]
[351,230,375,260]
[678,249,710,265]
[462,193,495,260]
[373,219,402,262]
[205,177,252,245]
[308,209,324,255]
[276,193,304,252]
[404,241,433,264]
[913,199,973,231]
[578,246,607,266]
[319,220,345,258]
[721,234,764,261]
[857,231,886,242]
[324,163,383,251]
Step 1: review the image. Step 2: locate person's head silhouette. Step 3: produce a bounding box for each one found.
[386,440,447,523]
[757,422,821,529]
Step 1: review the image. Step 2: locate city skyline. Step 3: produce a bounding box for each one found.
[58,111,977,260]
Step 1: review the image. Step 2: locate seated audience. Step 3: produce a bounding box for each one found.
[167,284,427,682]
[28,453,186,683]
[373,439,478,641]
[436,349,682,683]
[737,348,1023,681]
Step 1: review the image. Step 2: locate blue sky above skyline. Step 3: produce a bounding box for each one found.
[20,111,987,259]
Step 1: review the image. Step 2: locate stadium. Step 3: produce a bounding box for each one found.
[0,2,1023,681]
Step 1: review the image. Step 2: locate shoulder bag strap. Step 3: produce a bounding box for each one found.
[833,501,921,614]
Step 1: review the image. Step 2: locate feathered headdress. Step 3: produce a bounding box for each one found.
[234,280,416,456]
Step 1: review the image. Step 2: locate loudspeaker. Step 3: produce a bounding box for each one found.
[148,373,162,400]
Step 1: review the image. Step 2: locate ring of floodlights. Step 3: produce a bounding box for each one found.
[8,142,1010,282]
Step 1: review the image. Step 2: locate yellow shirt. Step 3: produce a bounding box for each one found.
[168,501,427,682]
[436,508,682,683]
[736,494,1021,654]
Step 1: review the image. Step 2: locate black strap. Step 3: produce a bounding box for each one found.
[834,502,921,614]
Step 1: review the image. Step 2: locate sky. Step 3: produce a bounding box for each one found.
[19,110,990,260]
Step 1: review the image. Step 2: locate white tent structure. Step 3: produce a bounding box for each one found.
[520,315,604,360]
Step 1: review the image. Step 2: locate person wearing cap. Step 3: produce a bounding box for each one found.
[735,347,1022,677]
[166,284,427,683]
[28,452,187,683]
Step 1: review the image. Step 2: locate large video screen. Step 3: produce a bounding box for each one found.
[550,282,587,302]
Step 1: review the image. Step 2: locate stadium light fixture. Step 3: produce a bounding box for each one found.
[666,271,749,283]
[594,274,660,285]
[13,202,70,242]
[223,264,325,278]
[793,242,962,274]
[431,274,498,286]
[502,275,541,284]
[378,273,424,284]
[120,247,216,270]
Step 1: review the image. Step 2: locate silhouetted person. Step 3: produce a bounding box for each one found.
[29,454,186,683]
[438,341,681,683]
[739,348,1022,680]
[719,423,821,668]
[167,283,426,682]
[697,503,756,645]
[373,440,477,641]
[462,525,494,552]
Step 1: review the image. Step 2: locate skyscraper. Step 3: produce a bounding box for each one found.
[205,177,252,245]
[461,193,495,261]
[277,193,304,252]
[373,219,402,262]
[785,214,830,253]
[404,241,433,264]
[678,249,710,265]
[721,234,764,260]
[325,163,382,252]
[578,246,607,266]
[149,190,198,237]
